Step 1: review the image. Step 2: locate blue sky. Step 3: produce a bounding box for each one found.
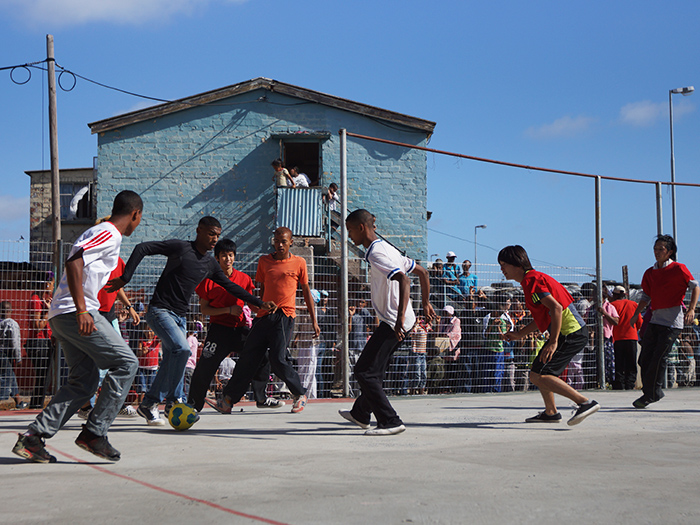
[1,1,699,284]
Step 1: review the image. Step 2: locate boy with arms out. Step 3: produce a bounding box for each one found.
[13,191,143,463]
[215,227,319,414]
[187,238,282,411]
[339,209,435,435]
[108,216,276,425]
[498,245,599,426]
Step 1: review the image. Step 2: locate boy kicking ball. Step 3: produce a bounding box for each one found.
[498,245,599,426]
[339,209,435,435]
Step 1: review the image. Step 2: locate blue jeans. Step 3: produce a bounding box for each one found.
[144,306,189,406]
[0,354,19,399]
[409,353,427,390]
[31,311,138,438]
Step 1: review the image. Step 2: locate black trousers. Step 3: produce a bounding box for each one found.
[613,339,638,390]
[222,311,304,403]
[350,322,404,428]
[187,323,270,411]
[639,323,681,402]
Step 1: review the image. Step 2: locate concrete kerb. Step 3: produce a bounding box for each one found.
[2,389,700,525]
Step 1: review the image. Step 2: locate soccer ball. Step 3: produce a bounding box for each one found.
[167,403,199,431]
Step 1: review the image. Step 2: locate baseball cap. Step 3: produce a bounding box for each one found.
[613,285,626,295]
[443,305,455,315]
[446,251,456,258]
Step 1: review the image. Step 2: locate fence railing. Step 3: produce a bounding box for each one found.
[2,239,684,409]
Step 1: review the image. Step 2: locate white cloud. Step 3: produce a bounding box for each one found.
[619,99,696,127]
[525,115,597,139]
[2,0,247,27]
[0,195,29,222]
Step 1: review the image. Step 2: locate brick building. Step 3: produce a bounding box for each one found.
[88,78,435,261]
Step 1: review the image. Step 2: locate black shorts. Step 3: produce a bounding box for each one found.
[531,325,588,377]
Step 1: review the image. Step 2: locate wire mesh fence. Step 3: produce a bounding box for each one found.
[4,239,694,409]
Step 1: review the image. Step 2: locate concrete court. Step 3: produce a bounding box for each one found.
[2,389,700,525]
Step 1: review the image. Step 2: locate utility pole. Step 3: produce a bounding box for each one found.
[47,34,61,266]
[47,34,62,395]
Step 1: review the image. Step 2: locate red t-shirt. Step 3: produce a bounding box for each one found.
[195,268,254,328]
[255,254,308,318]
[97,258,125,312]
[29,293,51,339]
[521,270,583,335]
[139,338,160,369]
[641,261,694,311]
[610,299,642,341]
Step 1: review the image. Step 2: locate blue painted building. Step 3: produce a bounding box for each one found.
[88,78,435,261]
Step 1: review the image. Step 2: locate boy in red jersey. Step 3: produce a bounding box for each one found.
[498,245,599,426]
[187,238,281,411]
[628,235,698,408]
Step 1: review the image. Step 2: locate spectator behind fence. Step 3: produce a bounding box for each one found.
[594,285,619,387]
[429,259,446,309]
[26,272,55,409]
[628,235,699,409]
[0,301,24,408]
[438,305,461,393]
[442,252,462,302]
[271,158,295,188]
[499,294,516,392]
[136,326,160,405]
[294,290,322,399]
[316,290,335,398]
[482,302,506,393]
[458,260,478,295]
[499,245,600,426]
[610,285,643,390]
[409,316,431,395]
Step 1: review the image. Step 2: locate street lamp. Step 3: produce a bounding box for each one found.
[669,85,694,244]
[474,224,487,274]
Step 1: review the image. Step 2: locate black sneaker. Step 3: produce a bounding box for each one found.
[75,425,120,461]
[632,396,652,409]
[567,400,600,426]
[12,433,57,463]
[525,411,562,423]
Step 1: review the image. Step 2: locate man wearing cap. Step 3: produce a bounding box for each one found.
[610,286,643,390]
[438,305,462,392]
[443,252,461,302]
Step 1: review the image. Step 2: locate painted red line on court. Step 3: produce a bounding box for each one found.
[39,445,291,525]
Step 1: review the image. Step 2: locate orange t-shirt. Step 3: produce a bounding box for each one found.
[255,254,308,318]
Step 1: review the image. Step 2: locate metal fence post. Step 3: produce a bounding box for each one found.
[595,176,605,388]
[339,129,350,397]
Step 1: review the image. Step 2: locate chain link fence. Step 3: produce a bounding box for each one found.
[4,239,689,409]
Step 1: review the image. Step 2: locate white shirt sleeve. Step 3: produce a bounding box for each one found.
[368,244,415,280]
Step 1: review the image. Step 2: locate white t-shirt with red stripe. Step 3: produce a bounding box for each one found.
[49,221,122,319]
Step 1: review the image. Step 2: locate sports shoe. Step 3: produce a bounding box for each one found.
[137,403,165,426]
[15,401,28,409]
[75,425,120,461]
[291,394,307,413]
[205,395,233,414]
[163,401,173,419]
[117,405,138,418]
[12,433,57,463]
[256,397,286,409]
[77,407,92,420]
[632,396,652,409]
[567,400,600,426]
[364,424,406,436]
[338,409,370,429]
[525,411,562,423]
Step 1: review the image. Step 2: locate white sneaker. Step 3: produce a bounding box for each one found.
[117,405,138,418]
[137,403,165,426]
[256,398,286,409]
[364,424,406,436]
[338,409,370,429]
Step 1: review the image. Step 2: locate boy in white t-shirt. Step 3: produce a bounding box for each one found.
[12,191,143,463]
[339,209,435,435]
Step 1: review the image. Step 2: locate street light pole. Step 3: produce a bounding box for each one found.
[474,224,486,274]
[669,85,694,244]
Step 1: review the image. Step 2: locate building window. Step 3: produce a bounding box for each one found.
[60,183,93,220]
[283,142,321,186]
